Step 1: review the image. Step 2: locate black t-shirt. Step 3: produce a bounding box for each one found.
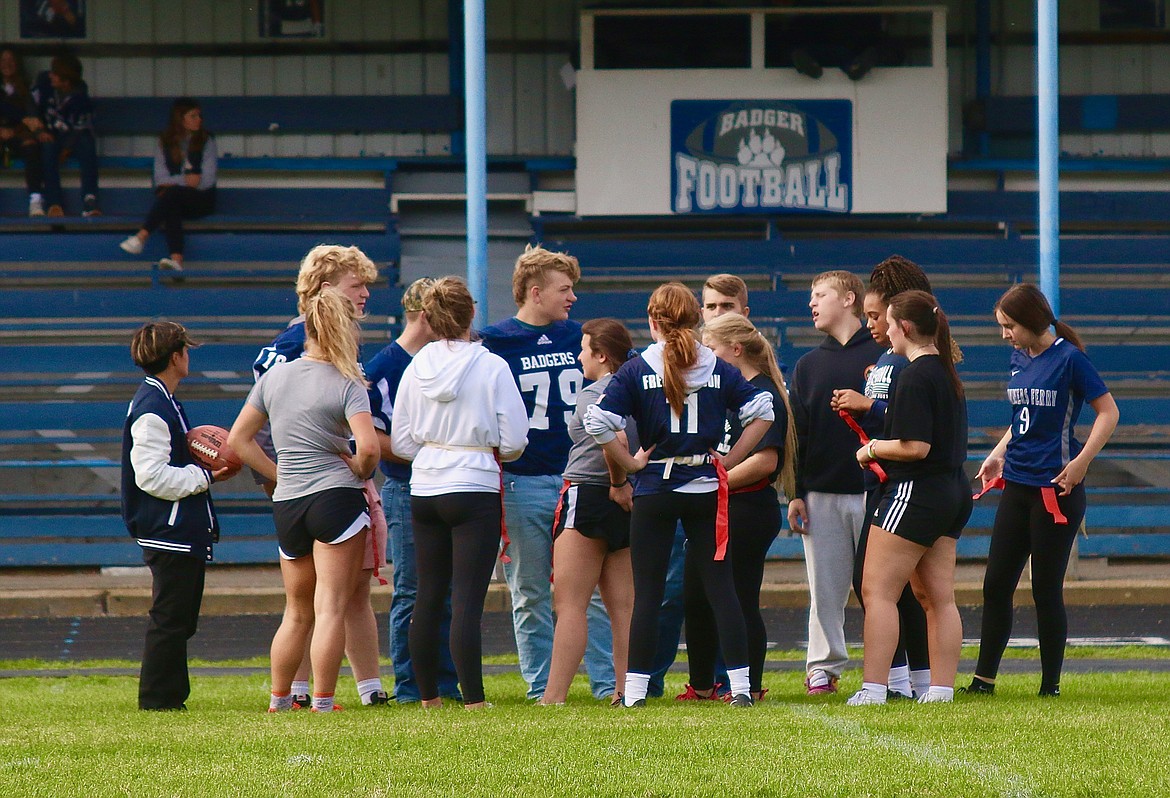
[718,373,789,484]
[880,355,967,481]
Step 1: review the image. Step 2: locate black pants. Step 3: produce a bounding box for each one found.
[629,491,748,675]
[139,549,206,710]
[683,488,780,692]
[1,132,43,194]
[143,185,216,255]
[408,492,502,704]
[975,480,1086,689]
[853,487,930,671]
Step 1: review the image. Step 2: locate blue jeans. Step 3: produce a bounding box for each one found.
[41,130,98,208]
[647,522,687,697]
[383,477,460,702]
[503,474,615,699]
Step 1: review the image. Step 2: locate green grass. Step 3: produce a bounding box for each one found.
[2,669,1170,797]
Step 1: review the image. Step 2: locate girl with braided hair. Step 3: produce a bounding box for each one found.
[965,283,1118,698]
[832,255,934,699]
[584,283,774,707]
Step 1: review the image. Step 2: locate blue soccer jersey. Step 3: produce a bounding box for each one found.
[597,352,769,496]
[1002,338,1109,487]
[253,318,307,381]
[479,317,584,476]
[365,341,413,481]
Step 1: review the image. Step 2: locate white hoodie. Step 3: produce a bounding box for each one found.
[391,339,528,497]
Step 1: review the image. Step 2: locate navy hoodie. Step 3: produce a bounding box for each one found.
[790,325,884,497]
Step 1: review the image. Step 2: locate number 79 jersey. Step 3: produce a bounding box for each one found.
[1003,337,1109,487]
[479,317,583,476]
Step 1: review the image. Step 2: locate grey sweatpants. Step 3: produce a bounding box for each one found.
[801,490,867,678]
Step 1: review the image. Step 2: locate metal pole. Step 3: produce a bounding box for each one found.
[465,0,488,322]
[1037,0,1060,316]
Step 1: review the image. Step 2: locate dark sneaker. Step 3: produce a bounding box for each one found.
[291,694,311,710]
[366,690,391,705]
[729,693,754,708]
[1039,684,1060,698]
[82,194,101,217]
[957,679,995,696]
[625,697,646,708]
[887,689,915,702]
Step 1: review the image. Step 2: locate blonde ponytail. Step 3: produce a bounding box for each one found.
[304,288,366,386]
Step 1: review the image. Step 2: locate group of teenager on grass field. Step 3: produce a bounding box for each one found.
[120,243,1119,712]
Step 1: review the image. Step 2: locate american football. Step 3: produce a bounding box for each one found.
[186,425,243,472]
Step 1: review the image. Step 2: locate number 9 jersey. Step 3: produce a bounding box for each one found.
[479,317,583,476]
[1003,337,1109,487]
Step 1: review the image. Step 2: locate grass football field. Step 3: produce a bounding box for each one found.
[2,659,1168,797]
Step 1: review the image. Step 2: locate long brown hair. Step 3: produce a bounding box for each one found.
[888,291,964,399]
[160,97,209,170]
[995,283,1084,352]
[0,48,30,102]
[581,318,633,374]
[702,313,797,500]
[647,282,702,417]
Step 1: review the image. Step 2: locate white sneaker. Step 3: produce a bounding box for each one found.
[917,689,954,704]
[846,689,887,706]
[119,236,145,255]
[158,257,183,272]
[28,195,45,217]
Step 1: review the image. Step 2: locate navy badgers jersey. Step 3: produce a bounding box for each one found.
[1003,338,1109,487]
[593,347,772,496]
[480,317,583,476]
[253,318,307,381]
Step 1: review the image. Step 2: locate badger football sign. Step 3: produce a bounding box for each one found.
[671,99,852,214]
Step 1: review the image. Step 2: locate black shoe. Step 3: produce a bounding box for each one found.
[791,48,823,79]
[729,693,754,708]
[1039,684,1060,698]
[366,690,391,705]
[845,46,880,81]
[957,679,995,696]
[886,690,915,702]
[291,694,312,710]
[625,697,646,708]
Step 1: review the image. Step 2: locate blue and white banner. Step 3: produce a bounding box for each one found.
[671,99,852,214]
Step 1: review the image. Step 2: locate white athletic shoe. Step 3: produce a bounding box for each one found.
[119,235,145,255]
[846,689,887,706]
[28,195,45,217]
[917,689,954,704]
[158,257,183,272]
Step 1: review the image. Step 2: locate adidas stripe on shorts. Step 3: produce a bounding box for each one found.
[872,471,972,547]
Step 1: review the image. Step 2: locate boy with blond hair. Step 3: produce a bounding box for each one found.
[480,244,615,702]
[787,270,883,695]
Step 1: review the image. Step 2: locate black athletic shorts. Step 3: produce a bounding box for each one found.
[273,486,370,559]
[552,482,631,552]
[872,471,972,547]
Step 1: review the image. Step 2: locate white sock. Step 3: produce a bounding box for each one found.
[910,669,932,697]
[30,192,42,202]
[312,693,335,712]
[291,680,310,697]
[918,685,954,703]
[807,670,831,688]
[357,678,384,705]
[623,673,650,705]
[726,666,751,697]
[862,681,888,699]
[269,692,294,712]
[888,665,912,697]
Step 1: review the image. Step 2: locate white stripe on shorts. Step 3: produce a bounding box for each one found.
[883,480,914,534]
[564,485,578,530]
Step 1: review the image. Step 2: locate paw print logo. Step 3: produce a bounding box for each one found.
[737,129,785,167]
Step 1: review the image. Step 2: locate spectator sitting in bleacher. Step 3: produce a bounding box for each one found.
[0,47,46,217]
[119,97,217,274]
[30,50,99,217]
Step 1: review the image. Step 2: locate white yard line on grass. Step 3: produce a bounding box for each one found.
[788,704,1037,798]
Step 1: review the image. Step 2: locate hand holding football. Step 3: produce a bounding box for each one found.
[187,425,243,474]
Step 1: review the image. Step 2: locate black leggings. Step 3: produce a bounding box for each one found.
[975,480,1086,689]
[629,491,748,675]
[408,491,502,704]
[683,489,780,692]
[853,487,930,671]
[144,185,216,255]
[1,133,43,194]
